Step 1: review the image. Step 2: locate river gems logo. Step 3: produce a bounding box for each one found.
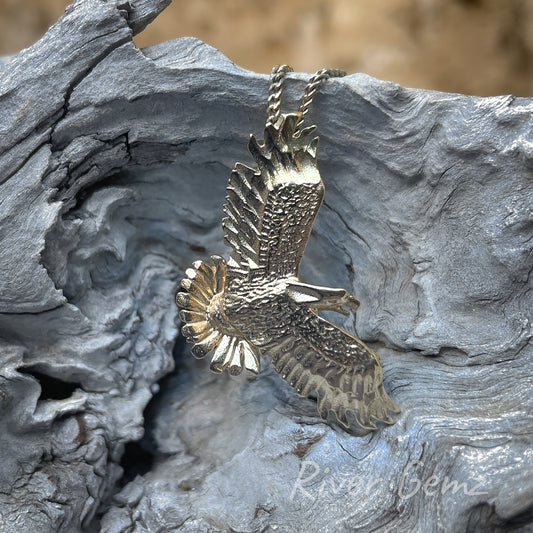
[290,461,488,501]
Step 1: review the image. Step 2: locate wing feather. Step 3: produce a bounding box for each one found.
[222,114,324,278]
[268,309,400,430]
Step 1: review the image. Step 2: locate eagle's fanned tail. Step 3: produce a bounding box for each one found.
[176,255,261,376]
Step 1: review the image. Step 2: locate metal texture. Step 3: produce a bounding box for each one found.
[266,64,294,127]
[177,71,399,430]
[294,67,346,136]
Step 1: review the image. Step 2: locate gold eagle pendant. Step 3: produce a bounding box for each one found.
[176,111,400,431]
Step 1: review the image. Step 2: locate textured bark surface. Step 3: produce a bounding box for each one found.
[0,1,532,532]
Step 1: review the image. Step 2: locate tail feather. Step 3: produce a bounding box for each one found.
[176,256,261,375]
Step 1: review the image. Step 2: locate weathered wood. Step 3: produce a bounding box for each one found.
[0,1,531,532]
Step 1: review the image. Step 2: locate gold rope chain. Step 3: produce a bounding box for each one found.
[265,64,346,136]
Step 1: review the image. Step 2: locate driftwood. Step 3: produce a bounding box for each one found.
[0,1,531,532]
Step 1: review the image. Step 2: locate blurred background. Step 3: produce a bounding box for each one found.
[0,0,532,96]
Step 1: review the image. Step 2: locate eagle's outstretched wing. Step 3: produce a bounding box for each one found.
[222,113,323,279]
[266,304,400,430]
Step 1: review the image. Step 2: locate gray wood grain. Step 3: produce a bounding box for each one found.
[0,1,531,532]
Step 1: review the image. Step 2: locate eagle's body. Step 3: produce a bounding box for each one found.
[177,113,399,430]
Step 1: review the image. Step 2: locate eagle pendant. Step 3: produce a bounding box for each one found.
[176,112,400,431]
